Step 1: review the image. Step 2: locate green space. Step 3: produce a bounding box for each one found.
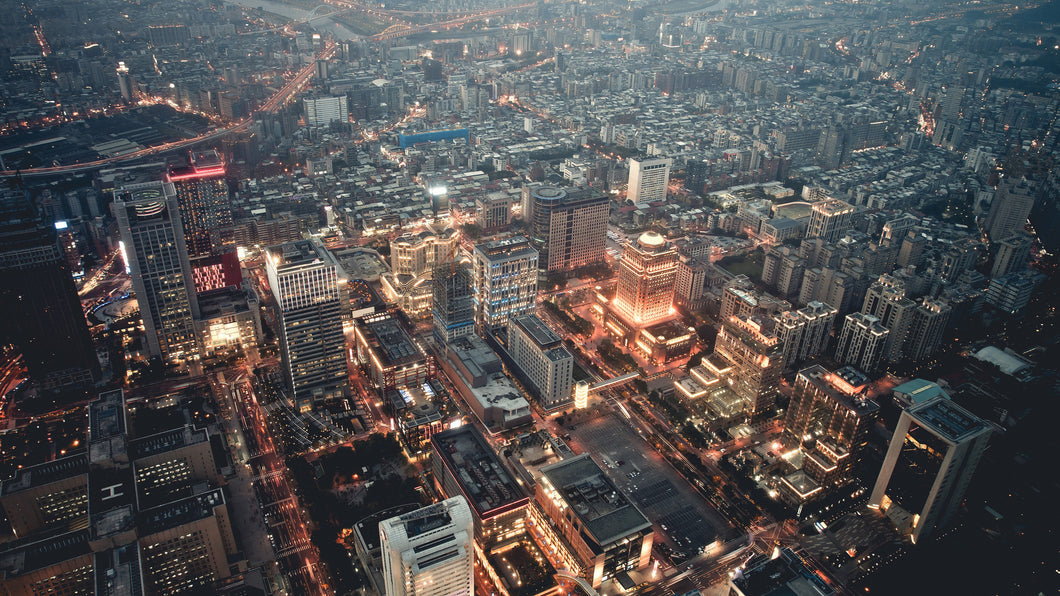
[598,339,643,374]
[543,300,594,337]
[717,249,765,280]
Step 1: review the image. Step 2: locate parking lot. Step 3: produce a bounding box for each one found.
[567,411,735,553]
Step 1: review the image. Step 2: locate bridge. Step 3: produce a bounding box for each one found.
[588,371,640,392]
[554,571,601,596]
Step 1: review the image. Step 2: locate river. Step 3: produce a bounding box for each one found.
[226,0,363,41]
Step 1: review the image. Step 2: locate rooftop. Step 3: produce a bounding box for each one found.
[128,426,208,460]
[540,454,651,548]
[732,548,833,596]
[267,239,336,268]
[138,488,226,537]
[892,379,948,406]
[353,503,422,553]
[95,543,144,596]
[0,530,91,578]
[910,397,991,444]
[1,453,87,495]
[512,314,562,349]
[432,426,528,518]
[356,312,426,369]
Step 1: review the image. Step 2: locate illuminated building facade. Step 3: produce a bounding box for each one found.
[476,191,512,233]
[614,232,677,326]
[379,497,475,596]
[167,150,232,258]
[784,365,879,486]
[0,189,100,392]
[835,313,889,374]
[535,454,653,588]
[870,394,992,543]
[431,426,529,546]
[432,262,475,345]
[383,226,459,319]
[773,301,838,370]
[711,315,783,417]
[266,240,349,410]
[472,236,539,331]
[0,454,88,539]
[113,181,201,364]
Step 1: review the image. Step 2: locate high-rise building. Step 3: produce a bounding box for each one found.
[806,199,855,242]
[990,232,1033,278]
[712,315,784,417]
[984,269,1045,314]
[167,150,232,258]
[0,190,100,392]
[904,298,952,361]
[835,313,889,373]
[303,95,349,127]
[984,176,1036,242]
[784,365,879,486]
[265,239,349,410]
[472,236,538,331]
[674,255,710,310]
[627,156,672,202]
[113,181,200,364]
[527,186,609,272]
[389,225,459,278]
[869,393,992,543]
[773,301,838,369]
[614,232,678,326]
[861,274,916,362]
[475,191,512,233]
[379,497,475,596]
[432,262,475,345]
[508,314,574,409]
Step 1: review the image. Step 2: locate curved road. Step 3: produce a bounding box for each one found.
[2,41,336,178]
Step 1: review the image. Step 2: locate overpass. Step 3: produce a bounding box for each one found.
[554,571,601,596]
[588,371,640,392]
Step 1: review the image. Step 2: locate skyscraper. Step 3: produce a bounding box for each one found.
[113,181,200,364]
[627,156,672,202]
[904,298,952,362]
[433,262,475,345]
[984,176,1036,242]
[806,199,855,242]
[527,186,609,272]
[773,301,838,369]
[472,236,538,331]
[861,274,916,362]
[712,315,784,417]
[303,95,350,127]
[167,150,232,258]
[870,394,992,543]
[379,497,475,596]
[0,189,100,393]
[835,313,889,373]
[614,232,678,326]
[265,239,349,410]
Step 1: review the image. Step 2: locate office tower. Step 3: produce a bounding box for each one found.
[674,255,709,310]
[870,394,992,543]
[773,301,838,369]
[113,181,200,364]
[535,454,653,588]
[0,190,99,393]
[784,365,879,485]
[379,497,475,596]
[472,236,538,331]
[990,232,1033,278]
[903,298,951,361]
[527,186,609,272]
[627,156,672,202]
[116,61,133,101]
[0,453,88,539]
[712,315,784,417]
[167,150,232,258]
[432,262,474,345]
[303,95,349,127]
[806,199,855,242]
[476,191,512,233]
[835,313,889,373]
[614,232,678,326]
[861,274,916,362]
[984,176,1036,242]
[265,239,349,410]
[508,314,574,409]
[431,426,529,546]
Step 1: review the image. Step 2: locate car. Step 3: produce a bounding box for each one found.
[568,426,577,431]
